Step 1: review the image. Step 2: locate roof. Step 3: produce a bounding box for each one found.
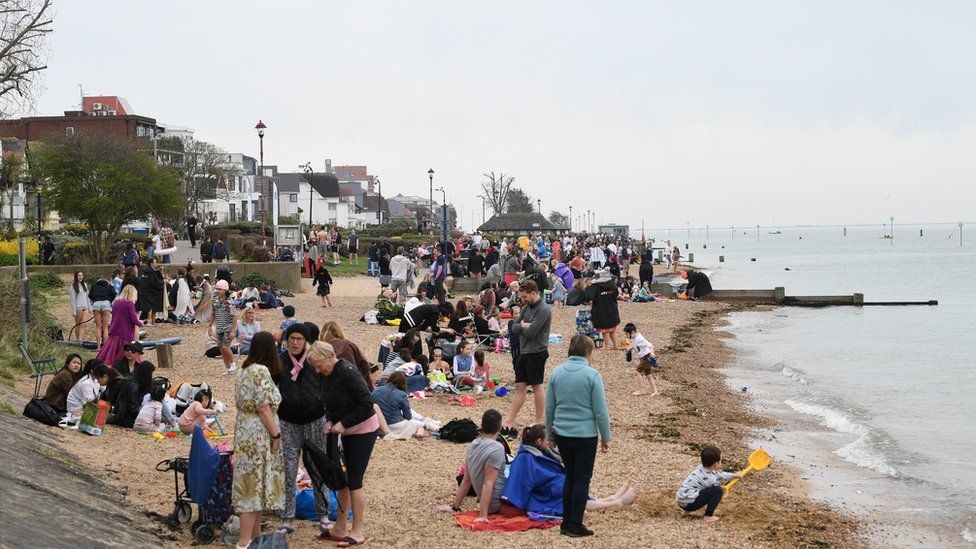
[275,173,304,193]
[284,172,340,198]
[478,212,568,232]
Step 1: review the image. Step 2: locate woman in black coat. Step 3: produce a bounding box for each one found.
[140,257,164,325]
[585,271,621,350]
[308,341,378,547]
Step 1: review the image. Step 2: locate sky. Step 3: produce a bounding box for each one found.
[29,1,976,232]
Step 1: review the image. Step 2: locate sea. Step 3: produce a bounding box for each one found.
[639,223,975,547]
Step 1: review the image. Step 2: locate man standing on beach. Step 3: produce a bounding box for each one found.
[501,280,552,439]
[431,246,448,303]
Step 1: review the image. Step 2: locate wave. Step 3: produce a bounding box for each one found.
[784,399,898,477]
[781,365,808,384]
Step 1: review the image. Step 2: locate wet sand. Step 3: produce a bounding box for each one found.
[13,274,862,548]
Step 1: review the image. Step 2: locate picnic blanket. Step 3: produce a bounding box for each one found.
[453,511,559,532]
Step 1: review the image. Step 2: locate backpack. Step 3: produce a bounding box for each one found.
[23,398,61,426]
[302,434,348,492]
[439,418,479,443]
[247,532,289,549]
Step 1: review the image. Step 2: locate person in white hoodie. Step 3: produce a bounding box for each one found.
[389,247,415,300]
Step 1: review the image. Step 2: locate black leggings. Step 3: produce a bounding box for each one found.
[682,485,724,516]
[339,430,378,491]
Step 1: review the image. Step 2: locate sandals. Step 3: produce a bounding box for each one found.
[275,525,295,535]
[337,536,367,547]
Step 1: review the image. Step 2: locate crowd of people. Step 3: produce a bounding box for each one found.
[34,224,737,546]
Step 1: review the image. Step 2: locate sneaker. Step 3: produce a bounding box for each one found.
[226,364,238,374]
[501,426,519,440]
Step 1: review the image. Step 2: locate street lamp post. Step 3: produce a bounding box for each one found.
[255,120,267,247]
[435,186,447,250]
[536,198,541,214]
[569,205,573,232]
[427,168,435,235]
[375,177,383,225]
[301,162,313,229]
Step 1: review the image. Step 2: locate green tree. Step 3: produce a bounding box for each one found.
[31,133,182,263]
[506,187,534,213]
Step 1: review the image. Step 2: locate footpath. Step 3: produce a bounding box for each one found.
[0,387,164,547]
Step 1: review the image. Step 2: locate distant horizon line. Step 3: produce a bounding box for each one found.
[622,221,970,233]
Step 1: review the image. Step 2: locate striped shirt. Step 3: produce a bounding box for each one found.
[212,298,235,333]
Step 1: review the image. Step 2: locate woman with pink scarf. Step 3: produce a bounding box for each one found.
[271,322,330,537]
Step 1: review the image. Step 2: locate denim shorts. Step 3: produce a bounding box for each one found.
[91,300,112,312]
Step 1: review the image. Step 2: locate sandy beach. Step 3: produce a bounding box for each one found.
[11,272,861,548]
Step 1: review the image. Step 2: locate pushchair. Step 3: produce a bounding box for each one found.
[156,425,235,544]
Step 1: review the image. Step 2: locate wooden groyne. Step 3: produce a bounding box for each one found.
[702,287,938,307]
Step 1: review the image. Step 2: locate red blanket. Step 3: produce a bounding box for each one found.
[453,511,559,532]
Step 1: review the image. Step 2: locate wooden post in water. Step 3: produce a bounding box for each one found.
[853,293,864,306]
[719,255,725,262]
[688,252,694,263]
[774,287,786,304]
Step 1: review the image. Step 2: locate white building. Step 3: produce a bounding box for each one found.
[278,173,356,228]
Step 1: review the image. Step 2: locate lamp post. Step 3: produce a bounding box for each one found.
[255,120,267,247]
[435,186,447,249]
[427,168,435,235]
[301,162,313,229]
[586,209,590,234]
[477,194,486,225]
[536,198,541,214]
[375,177,383,225]
[569,205,573,232]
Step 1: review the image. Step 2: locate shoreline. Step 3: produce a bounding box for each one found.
[6,275,861,547]
[718,308,966,548]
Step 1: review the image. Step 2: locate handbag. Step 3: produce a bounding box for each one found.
[301,434,348,492]
[23,398,61,426]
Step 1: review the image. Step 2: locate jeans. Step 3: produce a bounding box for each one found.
[681,485,724,516]
[555,435,598,526]
[433,278,446,303]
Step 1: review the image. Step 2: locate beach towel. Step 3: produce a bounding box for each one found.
[453,511,560,532]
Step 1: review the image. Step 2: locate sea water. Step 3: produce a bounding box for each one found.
[640,224,975,547]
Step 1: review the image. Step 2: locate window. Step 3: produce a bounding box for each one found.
[329,203,337,211]
[65,127,75,136]
[136,126,146,137]
[229,203,236,221]
[290,193,298,203]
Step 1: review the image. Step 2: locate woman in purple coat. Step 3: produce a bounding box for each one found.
[97,284,143,366]
[554,262,575,293]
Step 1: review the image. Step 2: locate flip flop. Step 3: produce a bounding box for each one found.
[275,525,295,535]
[337,536,367,547]
[314,527,346,542]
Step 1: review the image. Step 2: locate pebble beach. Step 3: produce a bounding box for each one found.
[13,271,861,548]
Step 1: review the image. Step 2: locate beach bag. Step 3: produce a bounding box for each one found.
[295,487,318,520]
[23,398,60,426]
[439,418,479,443]
[302,435,348,492]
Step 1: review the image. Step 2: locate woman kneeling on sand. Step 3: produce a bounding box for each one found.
[498,424,636,519]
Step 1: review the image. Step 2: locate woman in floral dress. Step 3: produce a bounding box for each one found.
[233,331,286,548]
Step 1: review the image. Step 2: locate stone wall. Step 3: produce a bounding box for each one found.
[0,261,303,291]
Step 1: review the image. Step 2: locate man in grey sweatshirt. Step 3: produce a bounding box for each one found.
[502,279,552,438]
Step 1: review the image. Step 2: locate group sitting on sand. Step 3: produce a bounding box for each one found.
[28,229,766,546]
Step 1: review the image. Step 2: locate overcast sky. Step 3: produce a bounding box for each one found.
[33,1,976,231]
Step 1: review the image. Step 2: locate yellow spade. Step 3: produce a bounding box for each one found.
[723,449,771,494]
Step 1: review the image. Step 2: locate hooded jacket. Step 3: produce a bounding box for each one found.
[553,263,574,293]
[500,444,565,518]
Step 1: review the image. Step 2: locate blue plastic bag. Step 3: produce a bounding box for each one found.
[295,487,318,520]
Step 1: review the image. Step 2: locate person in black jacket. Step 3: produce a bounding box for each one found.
[140,257,164,326]
[585,270,621,351]
[273,322,329,534]
[468,249,484,278]
[88,277,116,348]
[684,269,713,299]
[200,237,214,263]
[308,340,379,547]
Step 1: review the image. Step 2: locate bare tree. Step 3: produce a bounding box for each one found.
[158,135,227,215]
[0,0,53,118]
[480,171,515,216]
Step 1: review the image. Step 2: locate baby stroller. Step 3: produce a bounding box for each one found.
[575,308,604,348]
[156,425,234,544]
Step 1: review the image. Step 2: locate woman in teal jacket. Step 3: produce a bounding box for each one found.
[544,334,612,538]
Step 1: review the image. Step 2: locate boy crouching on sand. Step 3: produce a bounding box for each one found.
[623,323,659,396]
[676,445,743,523]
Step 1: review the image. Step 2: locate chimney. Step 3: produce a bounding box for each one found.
[324,159,333,173]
